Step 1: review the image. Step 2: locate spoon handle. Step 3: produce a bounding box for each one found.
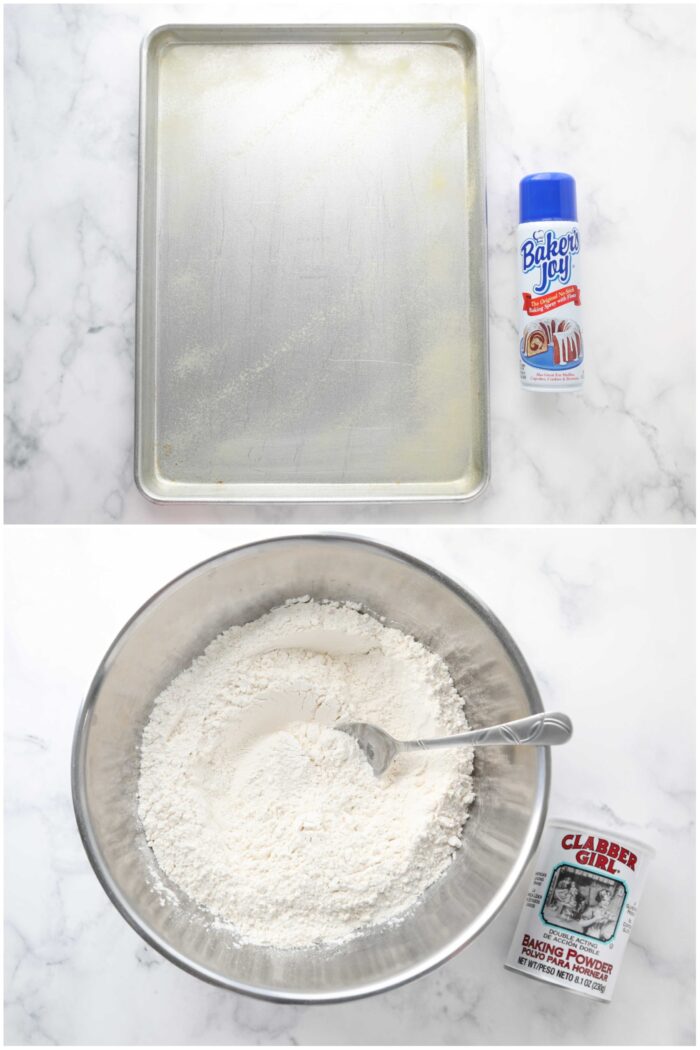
[402,712,573,752]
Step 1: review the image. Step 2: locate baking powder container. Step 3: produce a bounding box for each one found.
[505,819,653,1001]
[518,173,583,391]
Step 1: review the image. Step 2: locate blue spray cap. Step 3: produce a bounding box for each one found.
[519,172,577,223]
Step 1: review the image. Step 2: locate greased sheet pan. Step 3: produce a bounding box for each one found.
[136,24,489,502]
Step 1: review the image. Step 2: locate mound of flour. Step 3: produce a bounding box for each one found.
[138,598,474,948]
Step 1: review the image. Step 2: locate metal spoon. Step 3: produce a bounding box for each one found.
[338,711,573,776]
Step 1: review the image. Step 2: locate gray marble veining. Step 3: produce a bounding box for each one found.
[3,2,696,524]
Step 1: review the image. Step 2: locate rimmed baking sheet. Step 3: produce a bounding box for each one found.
[136,24,489,502]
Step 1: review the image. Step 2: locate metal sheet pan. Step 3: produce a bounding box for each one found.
[135,24,489,502]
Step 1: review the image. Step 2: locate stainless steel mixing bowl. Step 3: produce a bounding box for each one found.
[72,534,548,1002]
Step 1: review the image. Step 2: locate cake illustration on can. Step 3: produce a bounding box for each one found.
[551,320,582,366]
[522,319,583,365]
[523,322,550,357]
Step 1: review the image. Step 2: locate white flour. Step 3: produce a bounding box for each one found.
[138,598,474,948]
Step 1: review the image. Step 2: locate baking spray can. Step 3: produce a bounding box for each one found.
[505,819,653,1002]
[519,173,583,390]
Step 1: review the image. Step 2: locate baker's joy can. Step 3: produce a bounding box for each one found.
[505,819,653,1002]
[518,172,583,391]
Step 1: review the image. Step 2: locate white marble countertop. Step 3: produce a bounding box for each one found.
[4,525,695,1044]
[4,2,696,524]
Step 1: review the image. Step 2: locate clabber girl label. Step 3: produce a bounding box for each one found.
[505,819,653,1001]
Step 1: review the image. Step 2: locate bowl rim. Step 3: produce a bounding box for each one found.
[71,532,550,1003]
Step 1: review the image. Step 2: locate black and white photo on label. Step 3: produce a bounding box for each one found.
[542,865,626,942]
